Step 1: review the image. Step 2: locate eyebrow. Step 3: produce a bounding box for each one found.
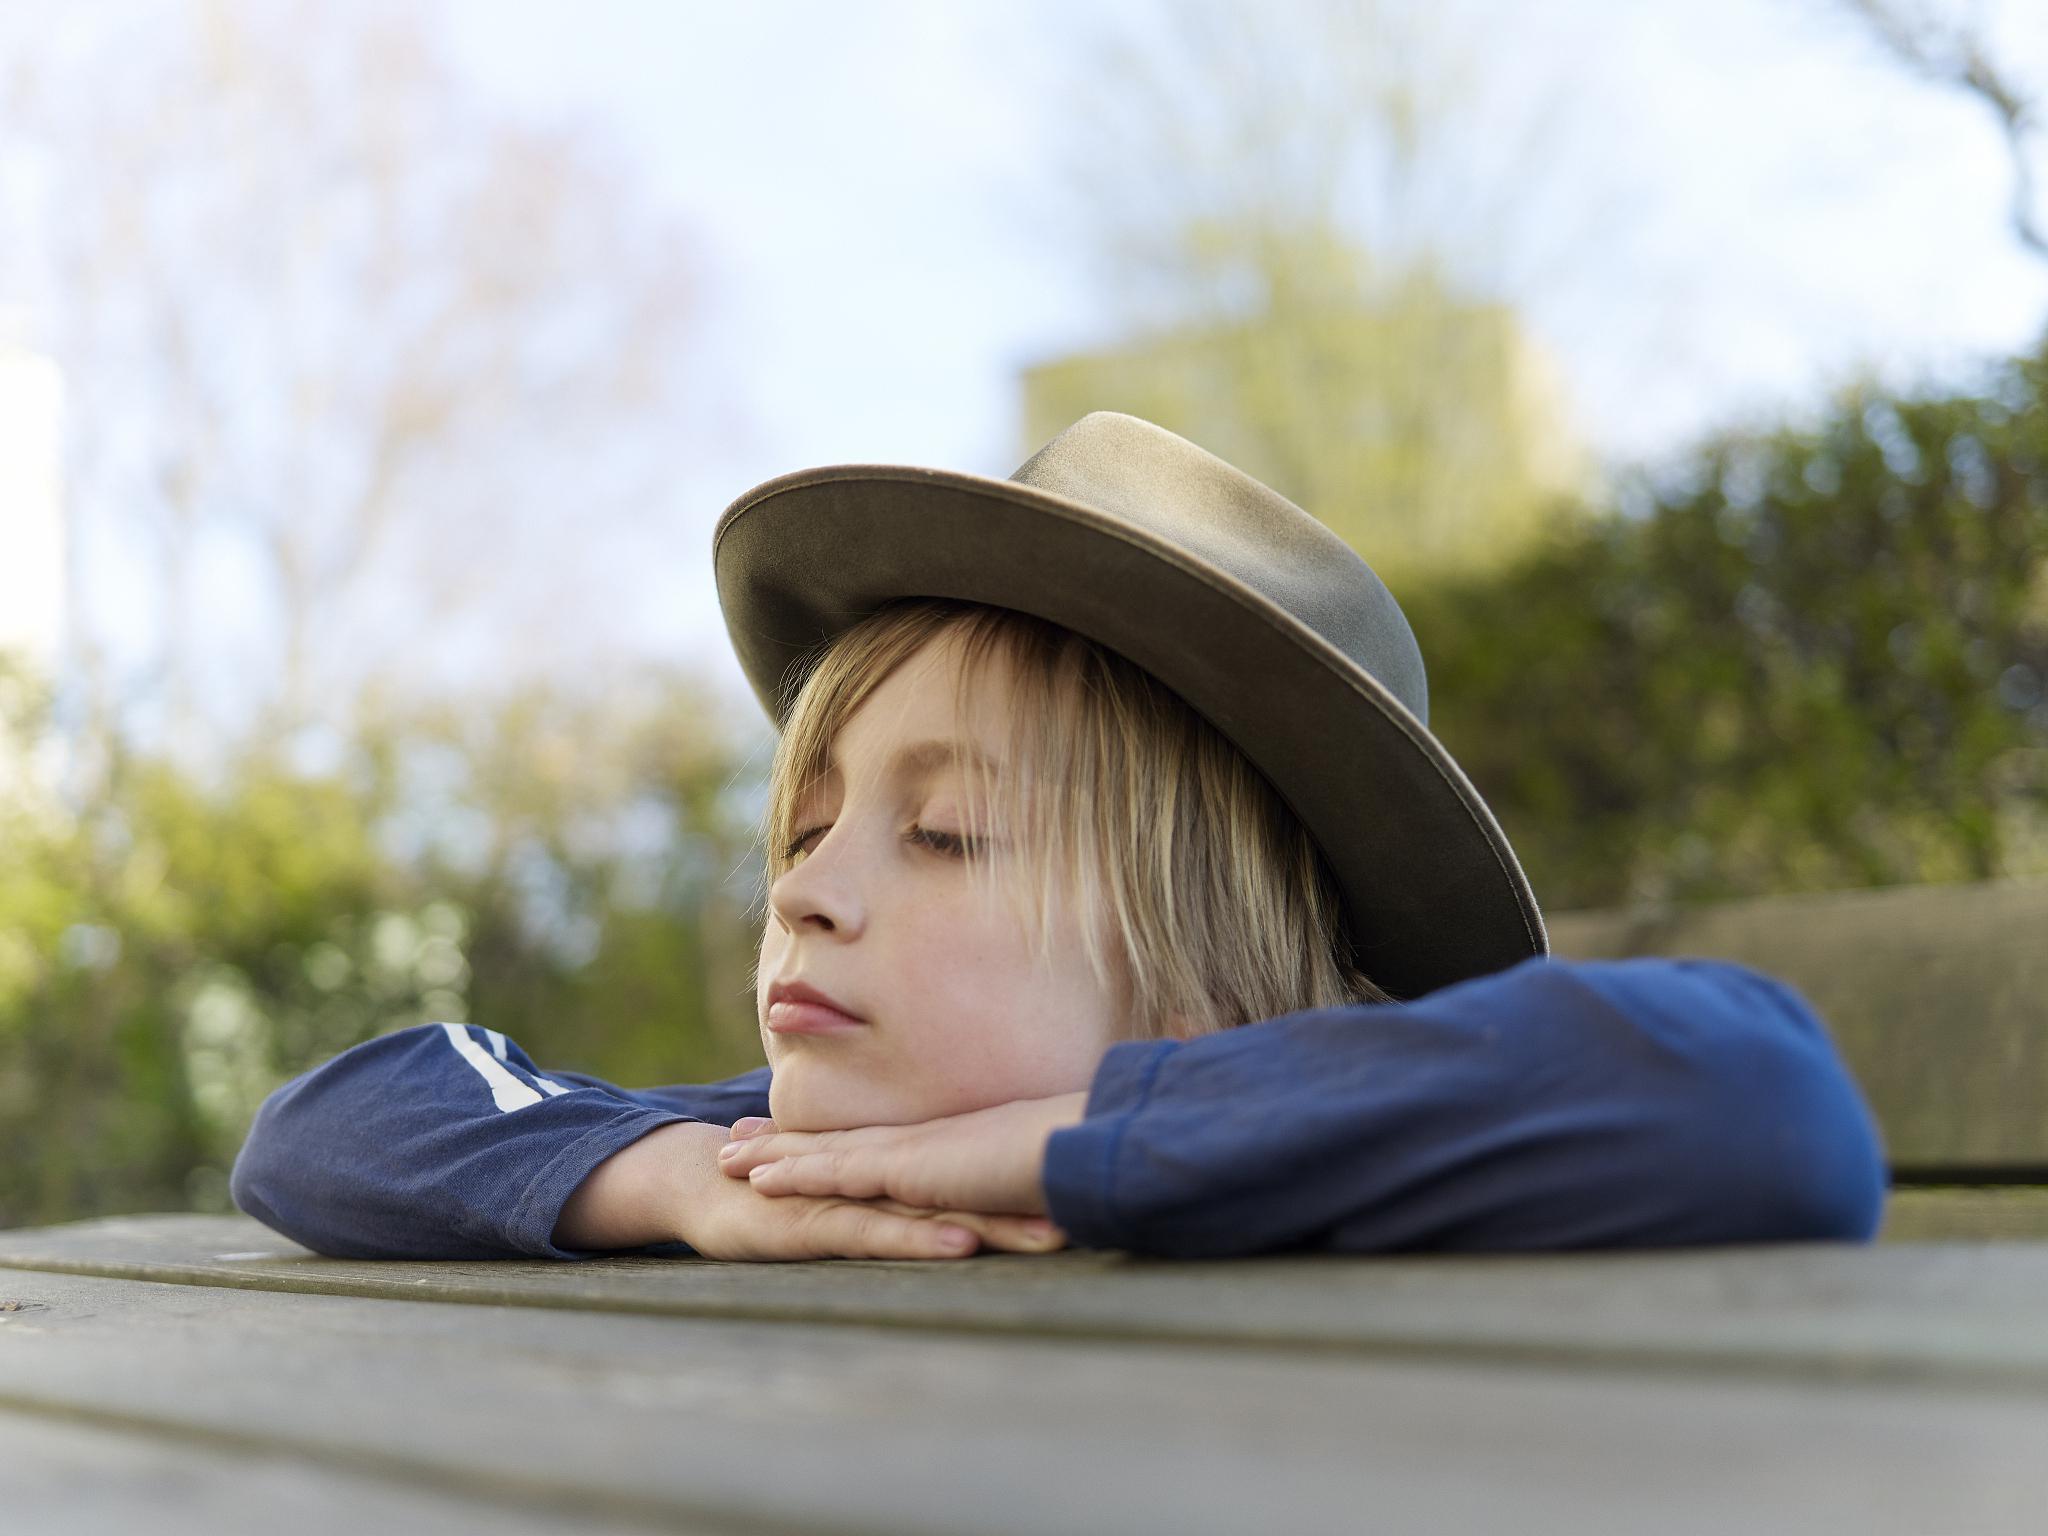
[824,738,1002,782]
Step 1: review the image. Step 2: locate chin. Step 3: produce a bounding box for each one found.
[767,1074,883,1133]
[767,1068,935,1133]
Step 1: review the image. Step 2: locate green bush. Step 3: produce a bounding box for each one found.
[1410,337,2048,910]
[0,669,769,1229]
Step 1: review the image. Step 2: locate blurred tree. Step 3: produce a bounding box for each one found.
[1835,0,2047,261]
[1028,0,1609,588]
[1410,335,2048,910]
[0,0,771,1232]
[362,670,771,1089]
[0,658,771,1230]
[0,0,720,757]
[0,659,399,1223]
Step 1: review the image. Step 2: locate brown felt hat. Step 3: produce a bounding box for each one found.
[712,411,1548,1000]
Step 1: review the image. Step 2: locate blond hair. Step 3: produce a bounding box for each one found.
[758,598,1393,1041]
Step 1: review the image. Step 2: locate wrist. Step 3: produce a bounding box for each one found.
[552,1120,729,1252]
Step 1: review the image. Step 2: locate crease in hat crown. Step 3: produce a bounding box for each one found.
[1006,412,1429,723]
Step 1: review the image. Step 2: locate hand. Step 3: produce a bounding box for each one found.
[716,1091,1089,1218]
[651,1122,1073,1269]
[684,1158,1068,1262]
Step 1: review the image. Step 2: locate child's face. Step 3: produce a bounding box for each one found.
[755,629,1122,1131]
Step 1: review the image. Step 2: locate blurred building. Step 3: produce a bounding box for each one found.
[0,310,66,801]
[1021,280,1597,591]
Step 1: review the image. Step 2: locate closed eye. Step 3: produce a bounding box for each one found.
[908,824,976,858]
[780,824,981,861]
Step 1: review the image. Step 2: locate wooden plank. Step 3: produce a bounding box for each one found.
[1545,876,2048,1169]
[2,1268,2045,1536]
[0,1406,710,1536]
[9,1213,2048,1391]
[1881,1187,2048,1242]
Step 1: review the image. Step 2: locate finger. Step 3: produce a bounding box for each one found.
[804,1201,979,1261]
[718,1128,843,1175]
[938,1212,1067,1253]
[867,1199,1067,1254]
[729,1116,776,1138]
[747,1151,890,1201]
[717,1134,794,1177]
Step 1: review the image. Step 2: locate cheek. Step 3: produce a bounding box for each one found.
[898,906,1028,1015]
[903,905,1115,1075]
[755,922,785,996]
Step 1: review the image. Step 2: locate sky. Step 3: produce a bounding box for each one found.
[4,0,2047,726]
[431,0,2048,695]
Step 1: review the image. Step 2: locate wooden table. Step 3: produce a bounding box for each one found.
[4,1211,2048,1535]
[10,879,2044,1532]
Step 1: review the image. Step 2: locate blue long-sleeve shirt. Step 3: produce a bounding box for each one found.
[228,955,1888,1261]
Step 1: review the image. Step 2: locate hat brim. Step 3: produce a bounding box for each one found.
[714,463,1548,1001]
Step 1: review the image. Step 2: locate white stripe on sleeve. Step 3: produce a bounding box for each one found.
[440,1023,543,1113]
[486,1028,509,1060]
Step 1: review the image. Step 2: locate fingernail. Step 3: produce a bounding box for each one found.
[730,1117,769,1136]
[718,1142,742,1159]
[939,1227,975,1249]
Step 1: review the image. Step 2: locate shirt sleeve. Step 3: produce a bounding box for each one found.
[1039,955,1889,1257]
[228,1022,772,1261]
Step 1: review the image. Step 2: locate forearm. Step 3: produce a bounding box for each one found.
[552,1120,731,1251]
[229,1023,721,1259]
[1041,956,1887,1257]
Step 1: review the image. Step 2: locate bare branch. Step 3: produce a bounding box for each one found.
[0,0,713,754]
[1839,0,2048,260]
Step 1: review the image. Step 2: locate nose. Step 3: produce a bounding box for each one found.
[766,827,865,939]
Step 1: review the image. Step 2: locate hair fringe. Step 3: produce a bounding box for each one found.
[756,599,1393,1039]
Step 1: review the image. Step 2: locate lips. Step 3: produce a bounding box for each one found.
[765,979,868,1035]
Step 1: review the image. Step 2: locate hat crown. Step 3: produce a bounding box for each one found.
[1009,412,1428,722]
[711,408,1545,995]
